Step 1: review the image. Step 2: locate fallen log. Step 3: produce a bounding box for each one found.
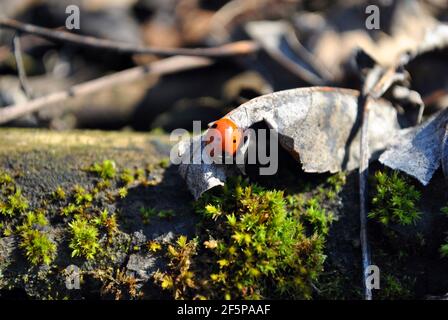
[0,129,447,299]
[0,129,197,299]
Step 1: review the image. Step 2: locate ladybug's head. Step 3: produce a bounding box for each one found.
[204,117,243,156]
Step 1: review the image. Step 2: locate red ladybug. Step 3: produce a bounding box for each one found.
[205,118,243,156]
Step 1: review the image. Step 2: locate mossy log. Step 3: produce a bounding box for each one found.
[0,128,196,299]
[0,129,447,299]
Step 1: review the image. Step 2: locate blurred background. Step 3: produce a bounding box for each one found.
[0,0,447,132]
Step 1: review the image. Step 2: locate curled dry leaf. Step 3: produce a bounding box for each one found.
[245,21,334,85]
[380,109,448,185]
[177,87,400,199]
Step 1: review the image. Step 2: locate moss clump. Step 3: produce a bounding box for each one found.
[369,171,421,225]
[159,158,170,169]
[60,203,78,216]
[87,160,117,180]
[0,158,172,298]
[140,207,175,225]
[155,176,338,300]
[147,240,162,253]
[73,185,93,205]
[440,244,448,258]
[286,196,334,236]
[118,187,128,199]
[19,229,56,266]
[119,169,135,186]
[68,216,101,260]
[153,236,198,299]
[0,172,14,186]
[17,212,56,265]
[51,186,66,201]
[375,274,414,300]
[0,188,29,217]
[93,209,118,240]
[90,268,140,300]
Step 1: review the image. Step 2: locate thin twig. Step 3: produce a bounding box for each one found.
[442,124,448,182]
[0,56,213,124]
[0,18,259,58]
[356,48,419,299]
[359,94,372,300]
[12,33,33,99]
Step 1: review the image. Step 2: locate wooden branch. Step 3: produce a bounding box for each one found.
[0,56,213,124]
[12,34,33,99]
[0,18,259,58]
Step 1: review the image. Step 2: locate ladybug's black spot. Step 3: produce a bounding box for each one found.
[211,123,218,128]
[233,139,236,143]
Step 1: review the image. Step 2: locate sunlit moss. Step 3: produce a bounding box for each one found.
[87,160,117,180]
[51,186,66,201]
[156,175,343,300]
[369,171,421,225]
[17,211,56,266]
[0,188,29,217]
[68,215,101,260]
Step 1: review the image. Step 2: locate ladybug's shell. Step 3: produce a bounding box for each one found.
[205,118,243,155]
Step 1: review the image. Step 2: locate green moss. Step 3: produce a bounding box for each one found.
[119,169,135,186]
[155,175,342,300]
[153,235,198,299]
[147,240,162,253]
[118,187,128,199]
[19,229,56,266]
[140,207,153,225]
[135,168,146,182]
[0,155,173,298]
[60,203,78,216]
[287,196,334,236]
[0,172,14,186]
[376,274,414,300]
[159,158,170,169]
[22,210,48,228]
[73,185,93,205]
[441,244,448,258]
[51,186,66,201]
[325,172,346,200]
[0,188,29,217]
[68,215,101,260]
[93,209,118,239]
[87,160,117,180]
[95,179,112,192]
[17,212,56,266]
[369,171,421,225]
[157,209,175,219]
[140,207,175,225]
[316,270,360,300]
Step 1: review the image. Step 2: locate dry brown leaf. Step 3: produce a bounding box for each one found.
[177,86,400,199]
